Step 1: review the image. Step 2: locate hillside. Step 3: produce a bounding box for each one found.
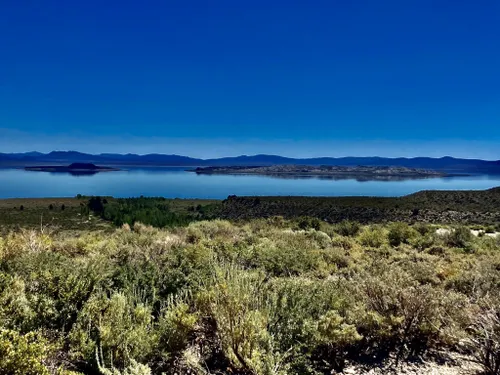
[214,187,500,224]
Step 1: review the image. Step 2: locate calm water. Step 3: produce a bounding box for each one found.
[1,167,500,199]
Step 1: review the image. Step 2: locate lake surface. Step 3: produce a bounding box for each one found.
[1,167,500,199]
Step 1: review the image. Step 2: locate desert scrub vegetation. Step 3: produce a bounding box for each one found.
[0,219,500,374]
[215,188,500,225]
[0,197,218,234]
[87,196,218,228]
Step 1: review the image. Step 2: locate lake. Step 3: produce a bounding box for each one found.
[1,167,500,199]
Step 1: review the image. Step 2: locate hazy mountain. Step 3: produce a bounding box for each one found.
[0,151,499,173]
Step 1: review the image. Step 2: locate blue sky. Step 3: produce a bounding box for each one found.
[1,0,499,158]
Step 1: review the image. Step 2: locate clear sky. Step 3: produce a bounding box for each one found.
[1,0,499,159]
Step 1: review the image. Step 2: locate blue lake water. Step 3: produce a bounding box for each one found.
[1,167,500,199]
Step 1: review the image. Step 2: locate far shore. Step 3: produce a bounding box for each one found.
[24,162,120,173]
[188,165,453,178]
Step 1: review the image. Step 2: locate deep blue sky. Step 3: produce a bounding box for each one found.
[1,0,499,158]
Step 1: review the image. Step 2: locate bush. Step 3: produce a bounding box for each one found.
[358,268,467,359]
[88,196,104,215]
[251,233,331,276]
[387,222,416,247]
[156,296,197,359]
[464,299,500,375]
[0,219,499,373]
[359,227,386,248]
[89,197,199,228]
[69,293,156,369]
[330,235,354,250]
[0,329,52,375]
[97,358,152,375]
[0,274,33,329]
[197,266,284,374]
[333,220,361,237]
[387,223,414,247]
[267,277,361,372]
[446,226,474,250]
[198,267,363,374]
[412,223,433,236]
[410,234,436,251]
[297,217,321,231]
[4,250,100,332]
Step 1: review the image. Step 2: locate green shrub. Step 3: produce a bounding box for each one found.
[446,260,500,300]
[97,358,152,375]
[409,234,436,251]
[333,220,361,237]
[266,216,286,228]
[4,251,102,332]
[90,197,199,228]
[330,235,354,250]
[156,296,197,359]
[357,268,467,359]
[0,273,33,329]
[197,265,286,374]
[412,223,433,236]
[69,293,156,369]
[387,222,416,247]
[251,233,331,276]
[188,220,241,240]
[446,226,474,250]
[0,329,52,375]
[0,219,498,373]
[297,217,321,231]
[359,227,386,248]
[267,277,361,372]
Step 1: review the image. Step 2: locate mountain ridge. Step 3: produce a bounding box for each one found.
[0,151,499,173]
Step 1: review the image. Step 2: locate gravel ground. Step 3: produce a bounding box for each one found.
[339,353,481,375]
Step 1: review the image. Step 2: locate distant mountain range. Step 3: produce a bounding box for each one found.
[1,151,500,173]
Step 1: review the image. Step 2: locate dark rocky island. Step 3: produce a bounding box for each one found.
[190,165,450,181]
[25,163,120,175]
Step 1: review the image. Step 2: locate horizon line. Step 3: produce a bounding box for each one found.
[2,150,499,162]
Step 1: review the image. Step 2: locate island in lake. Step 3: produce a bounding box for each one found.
[25,163,120,175]
[190,165,451,181]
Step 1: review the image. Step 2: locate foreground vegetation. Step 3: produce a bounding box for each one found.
[1,217,500,374]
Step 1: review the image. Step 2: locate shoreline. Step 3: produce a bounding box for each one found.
[188,165,455,179]
[188,170,466,178]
